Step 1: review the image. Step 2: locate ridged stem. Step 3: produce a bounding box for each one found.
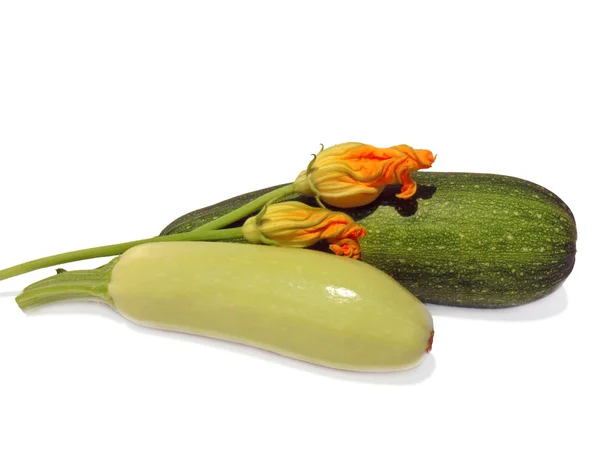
[15,259,120,311]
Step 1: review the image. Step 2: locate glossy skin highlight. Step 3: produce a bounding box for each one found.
[108,242,434,371]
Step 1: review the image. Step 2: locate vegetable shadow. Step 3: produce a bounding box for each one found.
[301,183,437,222]
[426,285,568,321]
[0,290,21,298]
[23,299,435,386]
[223,183,437,232]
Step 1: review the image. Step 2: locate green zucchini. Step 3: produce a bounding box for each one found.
[161,172,577,308]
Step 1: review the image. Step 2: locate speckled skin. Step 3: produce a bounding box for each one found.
[161,172,577,308]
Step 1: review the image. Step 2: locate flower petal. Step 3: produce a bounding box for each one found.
[241,201,366,258]
[293,143,435,208]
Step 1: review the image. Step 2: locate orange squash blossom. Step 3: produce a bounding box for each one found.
[293,142,436,208]
[242,201,367,259]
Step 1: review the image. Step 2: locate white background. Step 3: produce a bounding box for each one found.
[1,1,598,449]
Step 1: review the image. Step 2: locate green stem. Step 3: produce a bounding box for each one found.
[16,258,119,311]
[1,183,295,283]
[193,183,296,231]
[0,227,243,282]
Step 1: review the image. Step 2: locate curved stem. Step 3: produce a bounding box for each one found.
[193,183,296,232]
[1,184,295,282]
[16,258,119,311]
[0,227,243,282]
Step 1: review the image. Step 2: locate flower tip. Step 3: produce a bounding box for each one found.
[329,238,362,259]
[356,226,367,238]
[415,150,436,168]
